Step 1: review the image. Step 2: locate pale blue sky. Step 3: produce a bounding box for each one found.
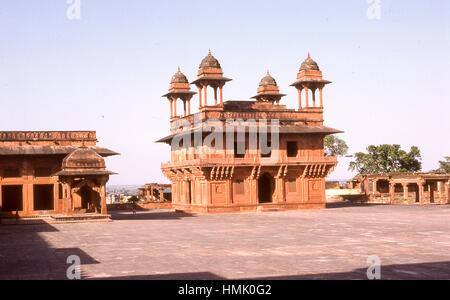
[0,0,449,184]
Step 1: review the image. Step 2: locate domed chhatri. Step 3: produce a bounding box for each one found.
[170,67,189,84]
[56,146,114,176]
[252,71,286,103]
[291,53,332,109]
[259,71,278,87]
[62,147,106,170]
[300,53,320,71]
[199,50,222,69]
[191,50,232,108]
[163,67,196,119]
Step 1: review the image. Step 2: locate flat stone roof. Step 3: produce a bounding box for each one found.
[0,146,119,157]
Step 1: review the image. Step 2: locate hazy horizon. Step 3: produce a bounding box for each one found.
[1,1,449,185]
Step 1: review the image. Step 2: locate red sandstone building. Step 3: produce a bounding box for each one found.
[0,131,117,220]
[157,52,342,213]
[138,183,172,203]
[355,173,450,205]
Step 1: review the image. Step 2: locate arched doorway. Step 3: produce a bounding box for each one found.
[258,173,275,204]
[80,185,101,213]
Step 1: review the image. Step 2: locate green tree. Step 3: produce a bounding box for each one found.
[437,157,450,173]
[324,135,349,157]
[349,144,422,175]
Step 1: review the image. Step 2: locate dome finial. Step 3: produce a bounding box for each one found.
[170,68,189,84]
[267,69,270,76]
[300,53,320,71]
[199,50,221,69]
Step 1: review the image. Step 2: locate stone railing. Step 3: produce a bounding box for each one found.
[162,156,337,169]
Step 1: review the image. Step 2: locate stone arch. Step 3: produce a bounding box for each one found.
[72,179,102,213]
[258,173,275,204]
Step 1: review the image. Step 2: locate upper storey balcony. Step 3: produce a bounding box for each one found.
[162,53,332,136]
[168,102,325,136]
[162,155,337,170]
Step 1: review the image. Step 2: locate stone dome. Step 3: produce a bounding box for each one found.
[170,68,189,84]
[300,53,320,71]
[62,147,106,169]
[199,50,221,69]
[259,71,278,86]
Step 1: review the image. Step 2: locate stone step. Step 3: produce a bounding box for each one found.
[257,205,282,212]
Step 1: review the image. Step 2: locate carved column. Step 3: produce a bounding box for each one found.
[418,181,425,205]
[298,88,303,111]
[173,97,177,117]
[203,84,208,107]
[276,178,286,203]
[198,87,203,109]
[161,187,166,202]
[319,87,324,108]
[169,99,173,118]
[219,85,224,107]
[389,182,395,204]
[187,98,191,115]
[403,183,409,201]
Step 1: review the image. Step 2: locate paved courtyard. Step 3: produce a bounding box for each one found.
[1,204,450,280]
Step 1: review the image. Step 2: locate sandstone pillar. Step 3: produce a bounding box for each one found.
[319,87,324,108]
[389,182,395,204]
[219,86,224,107]
[305,86,309,108]
[419,181,425,205]
[198,87,203,108]
[372,180,378,194]
[159,188,164,202]
[403,183,409,201]
[298,89,303,110]
[203,85,208,107]
[100,185,107,215]
[173,98,177,117]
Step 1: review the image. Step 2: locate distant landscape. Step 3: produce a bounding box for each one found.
[107,185,141,196]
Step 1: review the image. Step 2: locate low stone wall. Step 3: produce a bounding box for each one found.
[140,202,172,210]
[107,202,172,211]
[326,189,365,202]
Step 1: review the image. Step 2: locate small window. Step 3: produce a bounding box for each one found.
[234,180,245,195]
[287,142,298,158]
